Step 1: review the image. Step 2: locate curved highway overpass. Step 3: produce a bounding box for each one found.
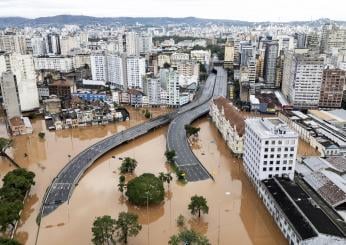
[166,67,227,181]
[39,72,219,218]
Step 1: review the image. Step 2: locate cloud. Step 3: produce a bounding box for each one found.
[0,0,344,21]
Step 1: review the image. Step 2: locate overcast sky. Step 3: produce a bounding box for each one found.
[0,0,345,22]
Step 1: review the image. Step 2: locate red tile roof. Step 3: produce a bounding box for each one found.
[212,96,245,136]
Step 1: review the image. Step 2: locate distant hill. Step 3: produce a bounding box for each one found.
[0,15,344,27]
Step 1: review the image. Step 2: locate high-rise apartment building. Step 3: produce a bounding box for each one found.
[0,72,21,119]
[31,36,46,56]
[125,32,140,56]
[306,32,320,52]
[282,52,324,109]
[243,118,298,186]
[146,78,161,105]
[224,39,235,69]
[319,67,346,108]
[126,56,145,89]
[0,33,27,54]
[321,23,346,54]
[90,53,107,81]
[107,54,124,88]
[263,41,278,87]
[138,33,152,54]
[166,69,180,106]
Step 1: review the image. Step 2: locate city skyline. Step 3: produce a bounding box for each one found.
[0,0,346,22]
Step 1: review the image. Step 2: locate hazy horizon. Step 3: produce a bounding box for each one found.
[0,0,345,22]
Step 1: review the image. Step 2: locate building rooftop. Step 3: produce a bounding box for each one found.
[212,96,245,136]
[277,178,344,237]
[245,117,298,139]
[50,80,74,87]
[262,178,318,240]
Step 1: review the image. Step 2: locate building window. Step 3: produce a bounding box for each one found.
[278,140,282,145]
[265,140,269,145]
[264,155,268,159]
[276,161,280,165]
[263,168,267,171]
[283,167,286,170]
[276,167,279,170]
[288,167,292,170]
[270,154,274,158]
[265,148,268,152]
[264,161,267,165]
[285,147,289,151]
[270,161,274,165]
[269,167,273,171]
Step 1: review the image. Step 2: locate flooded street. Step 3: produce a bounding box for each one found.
[0,109,318,245]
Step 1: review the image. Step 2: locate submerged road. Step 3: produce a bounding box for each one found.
[39,70,221,218]
[166,67,227,181]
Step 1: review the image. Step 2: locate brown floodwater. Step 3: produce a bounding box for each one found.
[0,109,317,245]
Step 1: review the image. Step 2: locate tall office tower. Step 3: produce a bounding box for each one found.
[247,58,256,93]
[0,72,21,119]
[306,32,320,52]
[0,33,27,54]
[319,67,346,108]
[90,53,107,81]
[31,37,46,56]
[46,33,61,55]
[295,33,307,49]
[107,54,124,88]
[126,56,145,89]
[0,53,39,112]
[275,51,285,88]
[166,69,180,106]
[233,38,240,66]
[139,33,152,54]
[320,23,346,54]
[282,52,324,109]
[224,39,235,69]
[146,78,161,105]
[240,42,254,66]
[125,32,140,56]
[256,50,265,79]
[243,117,298,187]
[263,41,279,87]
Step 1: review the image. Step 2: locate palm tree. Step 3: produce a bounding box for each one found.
[165,173,173,189]
[119,157,137,174]
[188,195,209,218]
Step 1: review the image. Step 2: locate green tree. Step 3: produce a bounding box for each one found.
[165,150,176,164]
[91,215,116,245]
[119,157,137,174]
[115,212,142,244]
[0,238,21,245]
[125,173,164,206]
[188,195,209,218]
[38,132,45,139]
[118,175,126,195]
[2,169,35,195]
[184,125,200,138]
[0,186,24,202]
[169,229,210,245]
[176,214,185,228]
[144,110,151,119]
[0,200,23,232]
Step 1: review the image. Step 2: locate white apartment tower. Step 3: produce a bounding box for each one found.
[126,56,145,89]
[139,33,152,54]
[90,53,107,81]
[125,32,140,56]
[166,69,180,106]
[147,78,161,105]
[282,52,324,109]
[31,37,46,56]
[0,72,21,119]
[0,53,39,112]
[107,54,124,87]
[243,118,298,186]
